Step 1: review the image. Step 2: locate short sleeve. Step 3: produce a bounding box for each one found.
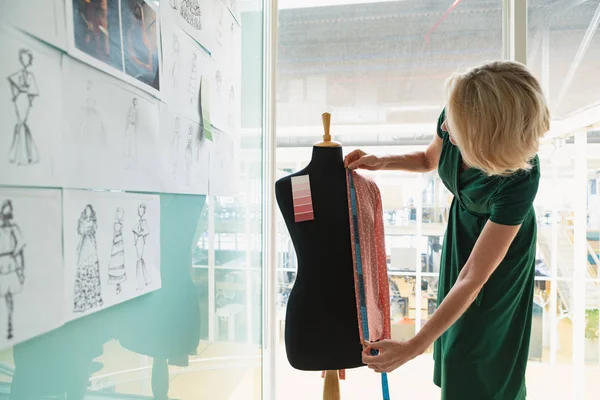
[489,158,540,226]
[436,108,447,139]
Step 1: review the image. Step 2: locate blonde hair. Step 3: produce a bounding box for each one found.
[445,61,550,176]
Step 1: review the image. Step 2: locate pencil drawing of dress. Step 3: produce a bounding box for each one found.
[170,34,180,89]
[73,205,103,312]
[108,208,126,294]
[188,53,198,104]
[79,82,107,149]
[0,200,25,340]
[133,204,150,290]
[185,128,193,186]
[180,0,202,30]
[124,98,139,169]
[171,117,181,179]
[8,49,40,166]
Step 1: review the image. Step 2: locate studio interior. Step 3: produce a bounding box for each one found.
[0,0,599,399]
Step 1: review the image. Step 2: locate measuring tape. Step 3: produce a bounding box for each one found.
[348,171,391,400]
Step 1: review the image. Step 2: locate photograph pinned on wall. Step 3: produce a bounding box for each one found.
[0,187,64,351]
[66,0,161,96]
[159,105,209,195]
[2,0,68,50]
[63,189,161,322]
[209,128,237,196]
[69,0,123,70]
[121,0,160,90]
[161,23,211,124]
[62,56,162,192]
[0,26,63,188]
[161,0,213,53]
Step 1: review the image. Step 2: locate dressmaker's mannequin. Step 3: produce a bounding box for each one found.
[275,114,362,398]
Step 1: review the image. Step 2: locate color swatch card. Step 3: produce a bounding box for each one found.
[291,175,314,222]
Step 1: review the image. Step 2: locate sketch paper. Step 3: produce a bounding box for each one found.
[2,0,68,50]
[63,190,161,322]
[208,9,241,135]
[0,188,64,351]
[66,0,161,96]
[209,129,237,196]
[0,26,63,188]
[159,105,210,195]
[162,0,214,52]
[62,57,162,192]
[161,23,211,124]
[210,0,240,64]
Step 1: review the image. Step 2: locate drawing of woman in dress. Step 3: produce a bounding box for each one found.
[108,208,126,295]
[73,205,103,312]
[78,80,107,149]
[171,117,181,179]
[170,34,180,89]
[124,97,139,169]
[185,126,193,186]
[133,203,150,290]
[188,52,198,104]
[0,200,25,340]
[228,84,235,131]
[8,48,39,166]
[180,0,202,30]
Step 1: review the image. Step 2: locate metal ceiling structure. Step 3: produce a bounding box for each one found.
[275,0,600,137]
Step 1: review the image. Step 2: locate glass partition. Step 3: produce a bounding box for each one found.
[0,1,265,399]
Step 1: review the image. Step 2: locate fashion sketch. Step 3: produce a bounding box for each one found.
[188,52,198,104]
[78,80,107,148]
[124,97,139,170]
[197,76,204,161]
[133,203,150,290]
[126,1,153,72]
[108,208,126,295]
[170,33,181,89]
[180,0,202,30]
[0,200,25,340]
[228,84,235,129]
[8,48,40,166]
[185,126,193,186]
[215,70,222,93]
[78,0,110,60]
[171,117,181,179]
[73,205,103,313]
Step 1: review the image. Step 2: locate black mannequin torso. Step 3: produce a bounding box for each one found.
[275,146,362,370]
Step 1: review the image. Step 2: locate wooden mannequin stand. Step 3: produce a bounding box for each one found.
[317,112,342,400]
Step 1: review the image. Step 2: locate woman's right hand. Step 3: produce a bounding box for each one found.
[344,149,383,170]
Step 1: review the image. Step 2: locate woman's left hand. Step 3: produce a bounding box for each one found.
[362,339,425,373]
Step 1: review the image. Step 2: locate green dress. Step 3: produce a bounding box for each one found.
[432,110,540,400]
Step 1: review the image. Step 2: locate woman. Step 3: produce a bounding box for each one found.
[127,1,153,72]
[345,61,549,399]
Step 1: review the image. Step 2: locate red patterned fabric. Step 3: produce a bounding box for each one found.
[346,170,391,343]
[321,171,391,380]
